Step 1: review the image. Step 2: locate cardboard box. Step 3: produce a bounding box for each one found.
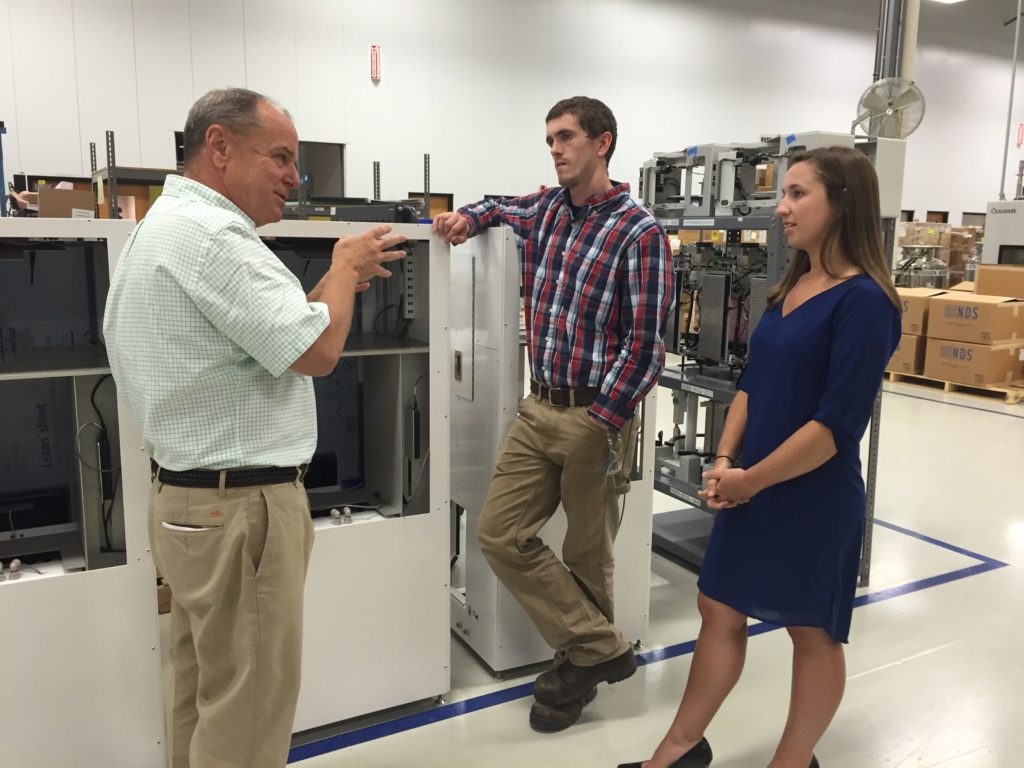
[741,229,767,245]
[975,265,1024,301]
[701,229,727,244]
[923,337,1024,387]
[755,164,775,192]
[896,287,946,336]
[887,334,927,375]
[157,583,172,614]
[677,229,702,245]
[37,188,95,218]
[948,281,975,292]
[927,293,1024,345]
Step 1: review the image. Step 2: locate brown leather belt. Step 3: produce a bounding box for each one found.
[530,379,600,408]
[151,460,308,489]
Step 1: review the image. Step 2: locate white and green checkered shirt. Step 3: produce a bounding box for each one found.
[103,175,330,471]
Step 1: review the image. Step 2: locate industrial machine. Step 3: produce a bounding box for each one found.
[639,132,905,575]
[981,200,1024,265]
[255,220,452,733]
[448,227,657,673]
[0,218,165,767]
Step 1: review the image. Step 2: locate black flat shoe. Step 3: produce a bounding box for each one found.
[529,687,598,733]
[617,736,713,768]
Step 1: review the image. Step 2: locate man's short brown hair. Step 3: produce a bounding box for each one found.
[545,96,618,165]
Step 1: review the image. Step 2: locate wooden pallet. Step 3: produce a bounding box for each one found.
[884,371,1024,405]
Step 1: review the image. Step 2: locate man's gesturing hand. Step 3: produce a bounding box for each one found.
[432,212,470,245]
[332,224,407,283]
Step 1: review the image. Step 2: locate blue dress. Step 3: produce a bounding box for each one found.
[698,274,901,642]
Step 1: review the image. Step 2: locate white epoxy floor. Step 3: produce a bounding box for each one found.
[155,380,1024,767]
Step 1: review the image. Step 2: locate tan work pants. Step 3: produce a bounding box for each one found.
[148,476,314,768]
[477,395,639,667]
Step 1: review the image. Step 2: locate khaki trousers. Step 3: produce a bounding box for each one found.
[477,395,639,667]
[148,476,315,768]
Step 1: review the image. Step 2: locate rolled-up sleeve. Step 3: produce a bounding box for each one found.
[459,191,549,246]
[187,223,330,377]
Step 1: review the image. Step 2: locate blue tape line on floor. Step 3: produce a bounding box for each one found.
[289,683,534,761]
[288,520,1009,763]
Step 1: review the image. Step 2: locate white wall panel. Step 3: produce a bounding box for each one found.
[190,0,247,97]
[507,1,552,198]
[243,0,298,117]
[73,0,142,170]
[132,0,194,168]
[0,0,1019,220]
[0,0,22,188]
[410,0,474,206]
[339,1,448,203]
[294,0,346,143]
[903,47,1012,223]
[468,1,515,200]
[8,0,83,176]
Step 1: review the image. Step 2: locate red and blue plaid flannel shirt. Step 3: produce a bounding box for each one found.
[460,183,674,431]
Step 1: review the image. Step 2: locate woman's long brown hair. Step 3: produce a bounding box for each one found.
[767,145,900,309]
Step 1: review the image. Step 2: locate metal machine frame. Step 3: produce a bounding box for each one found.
[0,218,165,767]
[448,227,657,673]
[641,133,905,586]
[254,220,452,733]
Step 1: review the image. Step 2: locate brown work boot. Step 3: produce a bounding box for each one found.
[533,647,637,707]
[529,687,598,733]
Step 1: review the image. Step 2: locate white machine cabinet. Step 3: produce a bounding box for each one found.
[0,218,165,767]
[981,200,1024,265]
[449,226,656,673]
[254,221,451,733]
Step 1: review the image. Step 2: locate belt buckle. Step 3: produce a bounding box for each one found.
[547,388,558,406]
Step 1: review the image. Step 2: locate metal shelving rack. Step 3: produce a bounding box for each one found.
[90,130,180,219]
[652,216,894,588]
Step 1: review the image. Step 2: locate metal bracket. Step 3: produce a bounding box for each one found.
[860,387,884,587]
[423,153,430,219]
[106,130,119,219]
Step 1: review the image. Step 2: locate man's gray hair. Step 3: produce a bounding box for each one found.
[182,88,290,166]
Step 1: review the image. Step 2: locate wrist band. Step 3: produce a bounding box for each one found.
[714,455,735,465]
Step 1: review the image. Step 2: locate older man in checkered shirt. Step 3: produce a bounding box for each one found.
[104,88,404,768]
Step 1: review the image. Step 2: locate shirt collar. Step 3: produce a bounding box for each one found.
[560,182,631,215]
[162,175,256,228]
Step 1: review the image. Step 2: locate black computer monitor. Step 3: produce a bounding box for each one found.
[998,244,1024,266]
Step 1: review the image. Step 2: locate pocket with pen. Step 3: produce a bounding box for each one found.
[160,521,224,532]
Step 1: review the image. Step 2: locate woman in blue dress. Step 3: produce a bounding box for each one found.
[619,146,901,768]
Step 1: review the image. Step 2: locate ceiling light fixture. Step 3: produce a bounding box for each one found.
[930,0,968,4]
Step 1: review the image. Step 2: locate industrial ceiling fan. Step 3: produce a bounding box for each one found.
[851,76,927,139]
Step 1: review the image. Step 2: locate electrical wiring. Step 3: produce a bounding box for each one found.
[74,423,119,474]
[412,373,429,406]
[79,375,126,553]
[403,449,431,506]
[372,303,400,335]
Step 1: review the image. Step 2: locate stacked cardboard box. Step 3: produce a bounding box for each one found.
[897,222,984,282]
[923,288,1024,387]
[887,287,944,375]
[948,227,983,281]
[975,265,1024,300]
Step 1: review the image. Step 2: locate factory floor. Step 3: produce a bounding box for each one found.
[158,380,1024,767]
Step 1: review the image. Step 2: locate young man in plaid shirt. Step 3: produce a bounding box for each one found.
[434,96,674,732]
